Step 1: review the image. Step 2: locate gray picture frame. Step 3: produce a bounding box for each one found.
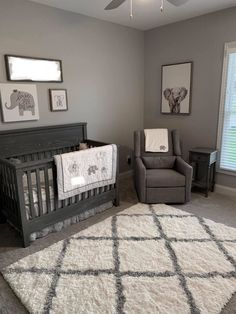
[49,89,68,112]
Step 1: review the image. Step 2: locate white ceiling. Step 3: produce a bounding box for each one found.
[28,0,236,30]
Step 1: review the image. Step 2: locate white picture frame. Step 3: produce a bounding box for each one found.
[161,62,192,115]
[0,83,39,122]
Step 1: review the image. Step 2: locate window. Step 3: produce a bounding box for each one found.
[217,42,236,173]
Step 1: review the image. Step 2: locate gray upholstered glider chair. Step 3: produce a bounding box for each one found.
[134,130,193,204]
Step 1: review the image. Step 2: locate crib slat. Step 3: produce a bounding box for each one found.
[68,197,73,206]
[36,169,44,217]
[26,171,35,220]
[44,167,51,213]
[61,199,66,208]
[2,166,8,208]
[75,194,80,203]
[6,167,12,199]
[9,168,17,216]
[11,168,17,199]
[8,170,13,205]
[52,166,59,211]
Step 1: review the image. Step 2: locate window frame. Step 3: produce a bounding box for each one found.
[217,41,236,176]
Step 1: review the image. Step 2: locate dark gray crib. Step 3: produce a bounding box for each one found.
[0,123,119,247]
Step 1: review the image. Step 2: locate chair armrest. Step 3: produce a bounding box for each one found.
[175,157,193,202]
[134,157,146,203]
[175,157,192,176]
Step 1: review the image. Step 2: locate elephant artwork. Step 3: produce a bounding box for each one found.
[0,83,39,122]
[161,62,192,115]
[163,87,188,114]
[54,95,64,108]
[5,89,35,116]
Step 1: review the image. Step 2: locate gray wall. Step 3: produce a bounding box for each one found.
[1,0,235,185]
[0,0,144,172]
[144,7,236,188]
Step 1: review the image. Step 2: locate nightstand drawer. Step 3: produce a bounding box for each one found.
[190,153,209,163]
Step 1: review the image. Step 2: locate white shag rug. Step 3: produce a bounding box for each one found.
[3,203,236,314]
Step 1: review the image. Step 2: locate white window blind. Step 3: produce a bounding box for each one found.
[218,43,236,173]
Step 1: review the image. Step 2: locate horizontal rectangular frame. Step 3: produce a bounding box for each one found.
[5,54,63,83]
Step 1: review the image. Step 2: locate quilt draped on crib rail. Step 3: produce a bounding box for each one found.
[54,144,117,200]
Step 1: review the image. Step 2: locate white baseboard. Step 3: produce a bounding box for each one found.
[215,184,236,198]
[119,170,133,179]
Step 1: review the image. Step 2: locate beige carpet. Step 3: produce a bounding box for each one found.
[2,203,236,314]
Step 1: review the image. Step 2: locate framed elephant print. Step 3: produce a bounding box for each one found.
[49,89,68,112]
[0,83,39,122]
[161,62,193,115]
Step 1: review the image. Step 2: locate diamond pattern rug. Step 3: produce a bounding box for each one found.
[2,203,236,314]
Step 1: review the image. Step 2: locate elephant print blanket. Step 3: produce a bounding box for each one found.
[54,144,117,200]
[144,128,169,152]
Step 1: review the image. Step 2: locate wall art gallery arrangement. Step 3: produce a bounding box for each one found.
[1,53,193,122]
[0,54,67,123]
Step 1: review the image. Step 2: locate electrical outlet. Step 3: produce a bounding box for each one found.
[127,155,131,165]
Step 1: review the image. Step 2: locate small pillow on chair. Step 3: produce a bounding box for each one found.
[142,156,176,169]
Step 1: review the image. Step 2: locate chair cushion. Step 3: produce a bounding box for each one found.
[146,169,185,188]
[142,156,176,169]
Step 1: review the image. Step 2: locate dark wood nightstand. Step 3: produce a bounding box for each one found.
[189,148,217,197]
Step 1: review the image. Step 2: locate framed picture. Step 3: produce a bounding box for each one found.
[49,89,68,112]
[161,62,193,115]
[5,55,63,82]
[0,83,39,122]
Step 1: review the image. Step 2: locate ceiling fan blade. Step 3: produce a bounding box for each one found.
[167,0,189,6]
[105,0,127,10]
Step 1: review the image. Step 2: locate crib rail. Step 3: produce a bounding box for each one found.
[8,144,79,163]
[6,139,105,164]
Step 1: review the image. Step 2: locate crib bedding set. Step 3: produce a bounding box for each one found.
[54,144,117,199]
[0,123,119,247]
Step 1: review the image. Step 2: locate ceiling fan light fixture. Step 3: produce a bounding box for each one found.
[160,0,164,12]
[104,0,190,16]
[130,0,133,19]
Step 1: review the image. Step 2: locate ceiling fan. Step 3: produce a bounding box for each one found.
[105,0,189,11]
